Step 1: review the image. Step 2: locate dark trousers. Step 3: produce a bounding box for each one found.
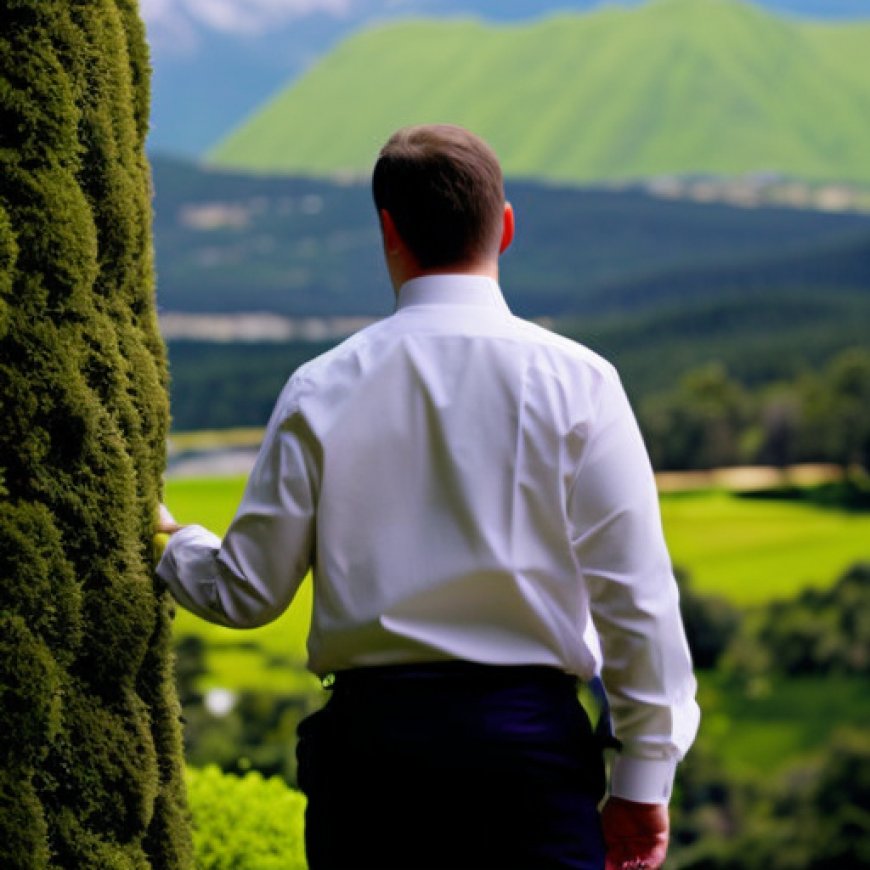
[296,661,606,870]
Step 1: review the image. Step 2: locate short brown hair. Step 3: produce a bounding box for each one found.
[372,124,505,270]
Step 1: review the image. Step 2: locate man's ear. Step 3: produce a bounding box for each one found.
[499,202,515,255]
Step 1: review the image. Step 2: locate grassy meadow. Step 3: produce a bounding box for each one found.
[658,489,870,604]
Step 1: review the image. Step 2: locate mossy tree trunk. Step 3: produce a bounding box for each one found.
[0,1,192,866]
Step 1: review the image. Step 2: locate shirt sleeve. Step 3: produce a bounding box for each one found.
[567,371,700,804]
[157,379,318,629]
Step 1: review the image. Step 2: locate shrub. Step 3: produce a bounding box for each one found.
[723,563,870,681]
[186,766,307,870]
[676,569,741,670]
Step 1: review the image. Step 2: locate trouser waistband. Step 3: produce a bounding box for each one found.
[328,660,579,691]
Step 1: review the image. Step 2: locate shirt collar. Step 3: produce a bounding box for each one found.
[395,274,511,314]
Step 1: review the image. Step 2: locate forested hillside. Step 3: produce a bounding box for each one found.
[154,156,870,432]
[153,156,870,321]
[208,0,870,183]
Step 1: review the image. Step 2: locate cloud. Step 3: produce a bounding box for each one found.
[184,0,353,34]
[141,0,354,48]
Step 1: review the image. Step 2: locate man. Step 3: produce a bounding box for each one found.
[157,124,699,870]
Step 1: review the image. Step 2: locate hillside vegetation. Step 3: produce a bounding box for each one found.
[154,156,870,324]
[153,157,870,429]
[209,0,870,183]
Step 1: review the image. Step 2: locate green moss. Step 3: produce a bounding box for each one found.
[0,205,16,340]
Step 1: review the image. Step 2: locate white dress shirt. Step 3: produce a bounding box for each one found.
[158,273,699,803]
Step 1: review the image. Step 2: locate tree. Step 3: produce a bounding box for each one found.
[796,348,870,473]
[820,349,870,472]
[675,569,740,670]
[0,2,191,865]
[722,563,870,682]
[640,364,749,470]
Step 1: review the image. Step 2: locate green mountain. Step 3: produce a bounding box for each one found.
[208,0,870,184]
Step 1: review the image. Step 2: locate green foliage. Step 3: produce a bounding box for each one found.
[672,728,870,869]
[642,365,750,470]
[0,770,51,869]
[800,348,870,469]
[675,569,740,669]
[209,0,870,183]
[639,349,870,471]
[723,562,870,681]
[186,766,307,870]
[692,671,870,780]
[167,341,334,431]
[0,0,190,865]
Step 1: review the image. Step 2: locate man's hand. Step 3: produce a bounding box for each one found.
[601,796,669,870]
[156,503,183,535]
[153,503,184,564]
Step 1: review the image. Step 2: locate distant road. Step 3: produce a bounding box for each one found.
[160,312,377,343]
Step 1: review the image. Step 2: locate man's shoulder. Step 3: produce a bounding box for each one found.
[507,315,619,383]
[304,318,393,372]
[278,317,393,398]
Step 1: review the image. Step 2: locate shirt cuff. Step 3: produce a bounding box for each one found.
[156,524,221,583]
[609,755,677,804]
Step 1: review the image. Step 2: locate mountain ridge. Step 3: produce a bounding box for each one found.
[208,0,870,184]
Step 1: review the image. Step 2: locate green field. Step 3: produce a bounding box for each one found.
[210,0,870,183]
[163,475,868,686]
[659,489,869,605]
[694,671,870,776]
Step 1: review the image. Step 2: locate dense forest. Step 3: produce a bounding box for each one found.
[152,156,870,321]
[155,156,870,461]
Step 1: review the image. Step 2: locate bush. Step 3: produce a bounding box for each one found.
[671,729,870,870]
[676,569,741,669]
[187,766,307,870]
[723,563,870,682]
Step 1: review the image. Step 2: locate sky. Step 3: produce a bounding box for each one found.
[140,0,408,50]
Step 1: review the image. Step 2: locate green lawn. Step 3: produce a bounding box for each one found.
[660,489,869,605]
[165,475,868,787]
[694,672,870,777]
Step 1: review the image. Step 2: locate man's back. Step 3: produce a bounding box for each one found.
[293,274,614,677]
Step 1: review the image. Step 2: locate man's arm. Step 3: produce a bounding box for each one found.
[156,383,318,629]
[568,369,700,868]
